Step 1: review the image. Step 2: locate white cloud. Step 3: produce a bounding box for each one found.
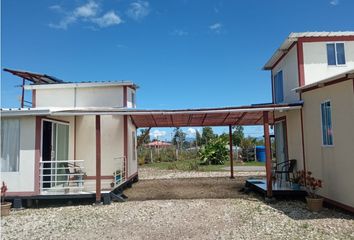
[49,5,63,12]
[92,11,122,27]
[330,0,339,5]
[49,0,122,30]
[74,1,99,18]
[209,22,222,30]
[49,15,77,30]
[150,130,166,139]
[126,1,150,21]
[171,29,188,36]
[186,128,197,137]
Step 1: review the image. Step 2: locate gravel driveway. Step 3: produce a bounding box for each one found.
[1,168,353,240]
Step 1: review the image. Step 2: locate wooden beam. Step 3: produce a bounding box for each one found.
[229,125,234,179]
[187,114,193,126]
[201,113,208,126]
[95,115,101,203]
[170,115,174,127]
[234,112,247,125]
[255,114,263,124]
[151,115,158,127]
[130,115,138,128]
[263,111,272,197]
[222,112,231,125]
[21,78,25,108]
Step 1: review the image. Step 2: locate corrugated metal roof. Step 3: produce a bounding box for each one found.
[3,68,66,84]
[0,102,303,127]
[294,68,354,92]
[263,31,354,70]
[24,81,138,90]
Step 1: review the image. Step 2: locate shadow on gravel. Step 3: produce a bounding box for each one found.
[267,199,354,220]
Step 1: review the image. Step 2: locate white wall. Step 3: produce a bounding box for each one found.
[272,44,300,104]
[303,41,354,85]
[1,117,36,193]
[35,86,124,108]
[36,88,75,108]
[76,115,125,176]
[302,80,354,208]
[76,87,124,108]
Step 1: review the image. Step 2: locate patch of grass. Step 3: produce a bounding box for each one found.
[144,159,264,172]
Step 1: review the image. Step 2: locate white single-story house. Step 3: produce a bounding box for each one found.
[1,69,139,205]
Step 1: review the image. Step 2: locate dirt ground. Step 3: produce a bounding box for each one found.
[124,176,249,201]
[2,168,354,240]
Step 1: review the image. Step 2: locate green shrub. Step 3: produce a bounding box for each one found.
[199,137,228,165]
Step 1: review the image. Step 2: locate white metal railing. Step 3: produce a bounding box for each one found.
[113,157,126,188]
[40,160,85,194]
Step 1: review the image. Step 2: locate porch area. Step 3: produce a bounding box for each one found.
[245,179,307,197]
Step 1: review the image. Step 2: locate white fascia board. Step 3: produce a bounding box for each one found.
[1,109,51,117]
[24,81,136,90]
[50,105,302,116]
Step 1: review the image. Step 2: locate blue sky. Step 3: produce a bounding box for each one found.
[1,0,353,139]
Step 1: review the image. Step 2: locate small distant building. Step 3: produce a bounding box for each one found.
[145,141,172,148]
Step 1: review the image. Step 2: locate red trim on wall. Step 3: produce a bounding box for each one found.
[124,115,128,179]
[34,116,42,195]
[6,192,38,197]
[123,86,127,107]
[301,77,351,93]
[270,42,297,70]
[95,115,101,203]
[299,36,354,43]
[297,40,305,87]
[32,90,36,107]
[321,195,354,214]
[263,111,272,197]
[299,101,307,174]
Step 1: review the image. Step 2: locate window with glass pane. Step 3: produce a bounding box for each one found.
[1,119,20,172]
[132,132,136,161]
[336,43,346,65]
[131,92,136,108]
[327,43,346,65]
[321,101,333,145]
[326,44,336,65]
[274,71,284,103]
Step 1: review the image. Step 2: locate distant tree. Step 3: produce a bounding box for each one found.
[137,128,151,146]
[172,127,186,150]
[201,127,216,145]
[232,126,244,146]
[219,133,229,142]
[195,130,202,147]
